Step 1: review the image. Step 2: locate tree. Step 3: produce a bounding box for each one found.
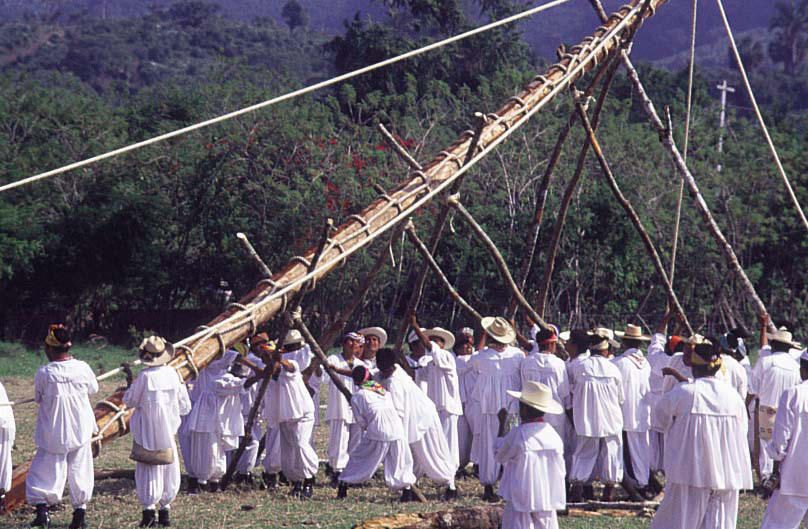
[729,36,766,72]
[768,0,808,75]
[281,0,309,33]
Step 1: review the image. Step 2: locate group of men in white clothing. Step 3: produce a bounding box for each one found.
[5,312,808,529]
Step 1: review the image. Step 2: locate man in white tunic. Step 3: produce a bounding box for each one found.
[453,328,477,474]
[496,381,566,529]
[124,336,192,528]
[0,377,15,510]
[27,324,98,529]
[760,350,808,529]
[468,316,523,502]
[358,327,387,371]
[650,336,752,529]
[337,365,417,500]
[612,324,652,499]
[376,348,459,499]
[230,341,265,487]
[568,328,624,502]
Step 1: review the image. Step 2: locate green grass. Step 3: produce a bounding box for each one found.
[0,341,770,528]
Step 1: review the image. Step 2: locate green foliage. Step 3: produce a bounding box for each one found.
[281,0,309,33]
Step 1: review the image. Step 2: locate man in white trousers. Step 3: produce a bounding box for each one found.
[124,336,192,527]
[27,324,98,529]
[453,328,477,474]
[651,336,752,529]
[0,376,15,510]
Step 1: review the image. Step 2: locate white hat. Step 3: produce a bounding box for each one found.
[770,328,802,350]
[558,330,571,342]
[139,336,174,367]
[616,324,651,342]
[427,327,455,350]
[589,327,618,351]
[507,381,564,414]
[358,327,388,348]
[283,329,305,347]
[407,328,427,344]
[481,316,516,345]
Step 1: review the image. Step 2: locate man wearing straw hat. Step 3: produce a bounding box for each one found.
[567,328,624,502]
[468,316,524,502]
[124,336,191,528]
[650,336,752,529]
[358,327,387,371]
[453,327,477,474]
[613,324,652,499]
[496,381,566,529]
[27,324,98,529]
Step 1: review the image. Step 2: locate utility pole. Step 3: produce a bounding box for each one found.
[716,79,735,172]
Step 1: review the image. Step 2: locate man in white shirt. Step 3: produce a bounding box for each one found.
[650,336,752,529]
[358,327,387,371]
[760,350,808,529]
[124,336,192,528]
[453,328,477,474]
[0,377,15,510]
[568,328,624,502]
[230,341,265,488]
[27,324,99,529]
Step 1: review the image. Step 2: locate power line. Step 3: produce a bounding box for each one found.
[0,0,572,194]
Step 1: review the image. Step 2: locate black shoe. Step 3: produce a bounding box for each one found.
[279,472,289,485]
[330,471,341,488]
[207,481,221,493]
[399,488,413,503]
[237,473,255,489]
[583,484,595,501]
[262,472,278,491]
[290,481,303,498]
[324,463,334,478]
[471,464,480,478]
[482,485,498,502]
[31,503,50,528]
[139,509,156,528]
[68,508,86,529]
[336,482,348,499]
[443,486,458,501]
[158,509,170,527]
[186,477,200,495]
[302,478,315,499]
[569,483,584,503]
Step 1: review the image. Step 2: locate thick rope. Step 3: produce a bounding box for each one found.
[0,0,572,194]
[716,0,808,234]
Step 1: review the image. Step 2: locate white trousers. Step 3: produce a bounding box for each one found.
[187,432,225,483]
[457,413,473,470]
[477,413,504,485]
[327,420,361,472]
[466,401,481,465]
[26,443,93,508]
[759,438,774,478]
[234,421,262,474]
[135,441,181,510]
[624,431,651,486]
[761,491,808,529]
[279,418,318,482]
[340,437,416,491]
[438,411,460,469]
[502,503,559,529]
[0,428,12,491]
[263,426,282,474]
[411,423,457,487]
[545,413,572,473]
[649,430,664,472]
[650,483,739,529]
[570,435,623,484]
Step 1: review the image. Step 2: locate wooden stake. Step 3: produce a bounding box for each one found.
[236,232,273,279]
[378,123,423,171]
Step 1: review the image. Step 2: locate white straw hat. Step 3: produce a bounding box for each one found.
[283,329,305,347]
[616,324,651,342]
[481,316,516,345]
[358,327,388,348]
[507,381,563,414]
[427,327,455,350]
[139,336,174,367]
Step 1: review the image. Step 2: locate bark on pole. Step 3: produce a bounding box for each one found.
[2,0,669,512]
[572,92,693,335]
[587,0,771,327]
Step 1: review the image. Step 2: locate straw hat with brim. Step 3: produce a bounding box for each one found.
[139,336,174,367]
[283,329,305,347]
[506,381,564,414]
[482,316,516,345]
[359,327,388,348]
[589,327,619,351]
[427,327,455,350]
[616,324,651,342]
[770,329,802,350]
[559,330,571,342]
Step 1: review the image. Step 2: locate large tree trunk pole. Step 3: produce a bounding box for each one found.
[536,59,621,317]
[587,0,771,326]
[2,0,668,512]
[572,92,693,335]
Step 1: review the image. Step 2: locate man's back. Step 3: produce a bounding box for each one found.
[569,355,624,437]
[751,352,800,408]
[768,380,808,496]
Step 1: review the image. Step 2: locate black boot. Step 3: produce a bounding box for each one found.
[158,509,171,527]
[399,487,413,503]
[279,471,289,485]
[583,484,595,501]
[139,509,156,528]
[443,486,458,501]
[207,481,221,493]
[31,503,50,528]
[482,485,498,502]
[330,471,341,488]
[336,482,348,499]
[302,478,315,499]
[238,473,255,489]
[569,483,584,503]
[290,481,303,498]
[262,472,278,491]
[68,508,86,529]
[602,484,616,502]
[186,477,200,495]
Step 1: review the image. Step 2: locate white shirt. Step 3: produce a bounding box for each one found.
[240,353,265,417]
[566,351,590,394]
[495,421,566,512]
[647,333,670,395]
[612,348,651,432]
[766,380,808,497]
[454,353,476,403]
[350,384,406,442]
[0,381,16,439]
[34,358,99,453]
[264,356,314,423]
[407,354,432,394]
[469,346,523,415]
[124,365,191,451]
[749,350,801,408]
[661,353,692,395]
[520,349,571,410]
[377,365,439,444]
[568,355,624,437]
[716,354,748,400]
[186,351,245,438]
[655,377,752,490]
[424,343,462,415]
[324,353,368,423]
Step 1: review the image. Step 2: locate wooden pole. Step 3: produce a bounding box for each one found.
[572,90,694,335]
[236,232,273,279]
[378,123,423,171]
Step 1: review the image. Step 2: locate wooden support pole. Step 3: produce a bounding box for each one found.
[447,195,552,331]
[572,90,694,335]
[378,123,423,171]
[236,232,273,279]
[404,221,483,321]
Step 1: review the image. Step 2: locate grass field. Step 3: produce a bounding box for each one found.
[0,341,769,528]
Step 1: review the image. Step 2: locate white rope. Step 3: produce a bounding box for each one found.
[716,0,808,234]
[0,0,572,194]
[173,2,644,351]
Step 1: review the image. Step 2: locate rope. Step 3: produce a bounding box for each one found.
[716,0,808,234]
[0,0,572,194]
[669,0,698,284]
